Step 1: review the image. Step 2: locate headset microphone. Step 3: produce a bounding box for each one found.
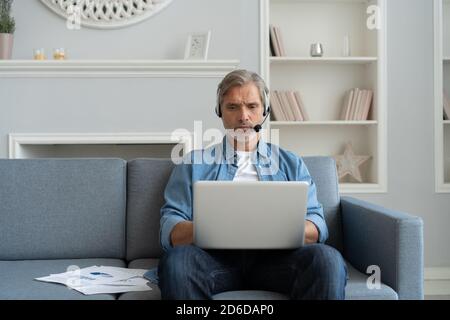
[253,106,271,133]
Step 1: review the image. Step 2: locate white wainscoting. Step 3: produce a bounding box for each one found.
[424,267,450,296]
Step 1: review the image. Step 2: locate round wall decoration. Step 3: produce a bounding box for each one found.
[40,0,174,29]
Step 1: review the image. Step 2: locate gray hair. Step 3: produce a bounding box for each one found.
[216,69,268,113]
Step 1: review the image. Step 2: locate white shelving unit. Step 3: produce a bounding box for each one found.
[434,0,450,192]
[260,0,387,193]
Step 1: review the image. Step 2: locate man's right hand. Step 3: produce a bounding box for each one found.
[170,221,194,247]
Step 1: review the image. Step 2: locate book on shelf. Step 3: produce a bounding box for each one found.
[287,91,304,121]
[444,90,450,120]
[340,88,373,121]
[269,24,286,57]
[360,90,373,121]
[269,32,276,57]
[294,91,310,121]
[270,90,309,121]
[275,26,286,56]
[340,89,354,120]
[279,91,295,120]
[353,89,364,120]
[270,91,285,121]
[269,25,280,57]
[349,88,360,120]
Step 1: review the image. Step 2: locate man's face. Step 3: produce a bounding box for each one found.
[220,83,264,150]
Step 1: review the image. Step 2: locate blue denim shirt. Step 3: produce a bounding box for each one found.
[160,137,328,251]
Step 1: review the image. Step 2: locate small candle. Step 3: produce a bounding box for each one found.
[53,48,66,60]
[33,48,46,60]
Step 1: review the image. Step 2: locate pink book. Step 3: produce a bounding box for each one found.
[294,91,309,121]
[287,91,303,121]
[349,88,361,120]
[274,91,288,120]
[444,91,450,120]
[269,25,281,57]
[279,91,295,120]
[269,91,285,121]
[361,90,374,120]
[341,89,354,120]
[355,90,367,120]
[274,26,286,57]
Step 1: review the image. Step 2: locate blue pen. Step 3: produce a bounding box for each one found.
[90,272,112,277]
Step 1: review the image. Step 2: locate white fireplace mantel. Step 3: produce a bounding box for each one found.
[8,133,193,159]
[0,60,240,78]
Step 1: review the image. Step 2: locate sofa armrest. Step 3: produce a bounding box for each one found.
[341,196,423,300]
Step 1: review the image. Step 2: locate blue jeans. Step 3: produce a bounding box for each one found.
[158,243,347,300]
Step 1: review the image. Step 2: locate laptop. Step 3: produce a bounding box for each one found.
[193,181,309,249]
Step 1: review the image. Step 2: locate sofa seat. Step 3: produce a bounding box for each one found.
[0,258,126,300]
[123,259,397,300]
[344,264,398,300]
[118,258,161,300]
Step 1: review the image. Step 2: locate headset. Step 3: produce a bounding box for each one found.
[215,86,271,133]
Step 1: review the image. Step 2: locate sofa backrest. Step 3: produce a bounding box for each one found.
[126,159,175,261]
[126,156,343,260]
[0,159,127,260]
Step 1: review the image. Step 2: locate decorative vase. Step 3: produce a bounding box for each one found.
[0,33,14,59]
[310,43,323,57]
[343,35,351,57]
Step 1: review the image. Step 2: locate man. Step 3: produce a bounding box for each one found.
[158,69,347,300]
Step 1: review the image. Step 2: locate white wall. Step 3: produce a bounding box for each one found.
[350,0,450,269]
[0,0,260,155]
[11,0,258,61]
[1,0,450,270]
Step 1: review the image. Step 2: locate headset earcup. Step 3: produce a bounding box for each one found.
[215,103,221,117]
[263,90,270,116]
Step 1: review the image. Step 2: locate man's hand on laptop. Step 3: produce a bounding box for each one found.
[170,220,319,248]
[304,220,319,244]
[170,221,194,247]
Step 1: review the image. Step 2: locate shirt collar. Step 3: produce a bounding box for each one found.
[221,135,272,163]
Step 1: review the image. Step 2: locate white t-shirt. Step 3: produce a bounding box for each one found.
[233,151,259,181]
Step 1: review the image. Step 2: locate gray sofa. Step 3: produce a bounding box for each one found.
[0,157,423,300]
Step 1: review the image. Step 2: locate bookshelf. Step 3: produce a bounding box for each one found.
[435,0,450,192]
[260,0,387,193]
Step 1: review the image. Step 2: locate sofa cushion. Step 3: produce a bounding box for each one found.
[345,263,398,300]
[0,258,126,300]
[118,258,161,300]
[126,159,175,261]
[0,159,127,260]
[302,157,343,252]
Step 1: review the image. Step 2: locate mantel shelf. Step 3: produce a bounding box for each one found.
[8,133,194,159]
[0,59,240,78]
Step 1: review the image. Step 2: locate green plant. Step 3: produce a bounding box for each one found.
[0,0,15,34]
